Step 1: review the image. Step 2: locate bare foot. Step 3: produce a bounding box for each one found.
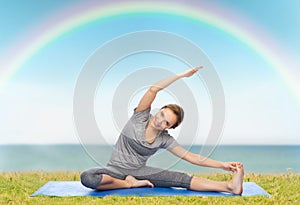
[125,175,154,188]
[228,164,244,195]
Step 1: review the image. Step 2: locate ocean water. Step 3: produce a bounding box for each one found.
[0,145,299,174]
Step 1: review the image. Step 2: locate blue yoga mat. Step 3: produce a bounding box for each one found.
[31,181,270,197]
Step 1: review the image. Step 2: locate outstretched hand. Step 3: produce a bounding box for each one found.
[221,162,243,173]
[179,66,203,78]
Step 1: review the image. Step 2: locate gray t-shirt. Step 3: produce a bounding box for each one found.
[107,108,179,169]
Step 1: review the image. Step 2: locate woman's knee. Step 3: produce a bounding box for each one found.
[80,169,103,189]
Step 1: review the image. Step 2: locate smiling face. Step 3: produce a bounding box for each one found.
[151,108,178,131]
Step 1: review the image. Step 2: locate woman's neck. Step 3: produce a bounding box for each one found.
[145,118,159,142]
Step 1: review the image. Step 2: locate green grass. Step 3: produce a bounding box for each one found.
[1,171,299,205]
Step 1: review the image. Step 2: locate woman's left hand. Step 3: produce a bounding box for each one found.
[179,66,203,78]
[221,162,242,172]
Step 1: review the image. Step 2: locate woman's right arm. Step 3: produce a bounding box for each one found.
[170,145,239,172]
[135,66,202,112]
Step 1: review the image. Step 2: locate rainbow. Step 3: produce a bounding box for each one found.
[1,0,299,102]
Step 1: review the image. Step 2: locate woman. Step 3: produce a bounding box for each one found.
[81,66,244,194]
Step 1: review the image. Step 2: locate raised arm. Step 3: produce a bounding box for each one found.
[170,145,240,172]
[136,66,203,112]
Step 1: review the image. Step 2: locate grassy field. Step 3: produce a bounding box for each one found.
[0,171,299,205]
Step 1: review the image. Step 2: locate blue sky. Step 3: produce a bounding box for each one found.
[0,0,299,145]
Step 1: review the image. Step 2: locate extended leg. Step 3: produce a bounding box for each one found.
[131,166,193,188]
[190,164,244,194]
[131,164,244,194]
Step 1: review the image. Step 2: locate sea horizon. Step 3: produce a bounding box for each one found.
[1,144,299,174]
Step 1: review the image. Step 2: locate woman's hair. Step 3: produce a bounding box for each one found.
[161,104,184,129]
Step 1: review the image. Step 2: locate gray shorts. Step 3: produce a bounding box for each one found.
[80,165,193,190]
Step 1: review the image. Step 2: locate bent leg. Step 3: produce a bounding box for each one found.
[80,168,107,189]
[94,174,130,190]
[96,174,153,190]
[80,167,153,190]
